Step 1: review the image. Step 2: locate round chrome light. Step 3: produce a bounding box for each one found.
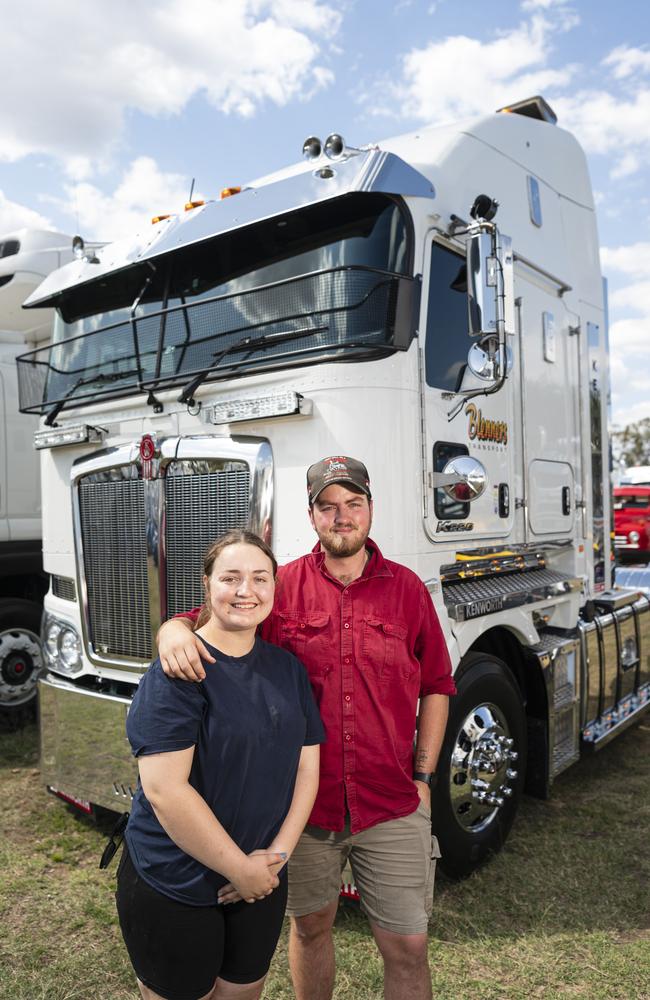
[302,136,322,160]
[629,530,640,544]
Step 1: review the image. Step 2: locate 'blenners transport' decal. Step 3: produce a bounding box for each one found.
[466,403,508,445]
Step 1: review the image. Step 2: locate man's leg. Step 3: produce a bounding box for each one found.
[369,925,431,1000]
[289,900,339,1000]
[350,803,439,1000]
[285,825,350,1000]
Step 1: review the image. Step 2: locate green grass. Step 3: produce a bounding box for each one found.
[1,718,649,1000]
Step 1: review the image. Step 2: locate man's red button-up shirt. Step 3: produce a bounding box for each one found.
[261,538,455,834]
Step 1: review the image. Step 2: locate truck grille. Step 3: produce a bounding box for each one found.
[76,456,253,663]
[165,464,251,617]
[78,477,152,660]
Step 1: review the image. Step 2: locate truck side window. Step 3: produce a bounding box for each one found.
[433,441,470,519]
[425,242,469,392]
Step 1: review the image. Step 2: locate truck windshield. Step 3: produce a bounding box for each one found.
[18,192,412,415]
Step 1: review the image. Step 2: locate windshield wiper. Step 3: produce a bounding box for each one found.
[44,369,140,426]
[177,325,328,407]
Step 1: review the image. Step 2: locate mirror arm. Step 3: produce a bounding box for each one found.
[430,472,468,487]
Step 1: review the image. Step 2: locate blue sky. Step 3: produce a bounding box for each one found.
[1,0,648,428]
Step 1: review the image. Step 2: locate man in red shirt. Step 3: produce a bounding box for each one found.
[158,456,455,1000]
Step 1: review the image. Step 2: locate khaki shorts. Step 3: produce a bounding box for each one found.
[286,801,441,935]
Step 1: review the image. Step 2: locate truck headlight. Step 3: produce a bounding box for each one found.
[45,620,62,659]
[43,615,83,675]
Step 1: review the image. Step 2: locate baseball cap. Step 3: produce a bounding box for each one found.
[307,456,371,504]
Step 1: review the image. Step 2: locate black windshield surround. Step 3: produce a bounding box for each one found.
[17,193,416,417]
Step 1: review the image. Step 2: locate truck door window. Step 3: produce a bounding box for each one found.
[433,441,470,519]
[424,242,469,392]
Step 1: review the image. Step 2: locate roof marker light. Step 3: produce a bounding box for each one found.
[151,213,173,224]
[184,199,205,211]
[220,186,242,199]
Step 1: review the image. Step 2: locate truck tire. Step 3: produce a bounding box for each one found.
[432,653,526,879]
[0,600,44,719]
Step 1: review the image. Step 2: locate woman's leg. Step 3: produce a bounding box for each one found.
[137,978,218,1000]
[211,975,267,999]
[217,873,288,993]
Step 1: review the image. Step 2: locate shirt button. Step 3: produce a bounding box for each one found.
[345,775,351,781]
[345,733,351,741]
[344,657,351,664]
[344,623,350,629]
[344,695,351,702]
[300,623,306,629]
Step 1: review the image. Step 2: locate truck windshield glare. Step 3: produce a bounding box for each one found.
[17,194,411,416]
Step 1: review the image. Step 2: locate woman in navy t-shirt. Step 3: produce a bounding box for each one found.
[116,530,324,1000]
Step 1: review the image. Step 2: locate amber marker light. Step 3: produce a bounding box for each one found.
[151,213,172,224]
[184,199,206,211]
[221,186,242,199]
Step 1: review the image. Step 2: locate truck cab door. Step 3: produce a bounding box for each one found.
[420,233,516,544]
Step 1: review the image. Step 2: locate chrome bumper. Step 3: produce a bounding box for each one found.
[39,672,138,812]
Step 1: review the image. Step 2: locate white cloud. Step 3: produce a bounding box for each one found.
[603,45,650,80]
[608,280,650,311]
[0,192,52,233]
[610,398,650,428]
[376,13,576,123]
[554,89,650,176]
[0,0,341,169]
[44,157,195,242]
[601,243,650,279]
[608,316,650,353]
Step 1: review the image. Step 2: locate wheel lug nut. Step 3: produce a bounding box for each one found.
[506,769,518,780]
[505,738,514,748]
[508,751,518,761]
[502,786,513,797]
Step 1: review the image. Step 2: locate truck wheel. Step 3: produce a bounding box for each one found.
[0,600,44,717]
[432,653,526,879]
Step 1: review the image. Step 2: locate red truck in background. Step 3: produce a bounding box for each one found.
[614,486,650,563]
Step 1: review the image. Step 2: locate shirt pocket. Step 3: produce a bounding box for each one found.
[278,611,332,677]
[361,618,411,680]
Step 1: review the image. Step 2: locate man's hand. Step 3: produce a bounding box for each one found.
[158,618,214,681]
[220,851,286,904]
[414,779,431,814]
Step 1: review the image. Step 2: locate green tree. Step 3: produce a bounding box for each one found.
[611,417,650,467]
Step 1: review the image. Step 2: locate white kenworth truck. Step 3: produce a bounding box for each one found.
[18,96,650,877]
[0,228,84,718]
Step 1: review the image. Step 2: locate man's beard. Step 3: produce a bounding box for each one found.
[318,525,369,557]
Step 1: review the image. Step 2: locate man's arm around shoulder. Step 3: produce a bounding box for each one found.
[157,612,214,681]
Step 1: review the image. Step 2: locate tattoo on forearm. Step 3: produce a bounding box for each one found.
[415,750,429,768]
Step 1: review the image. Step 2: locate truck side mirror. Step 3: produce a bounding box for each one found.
[467,229,498,338]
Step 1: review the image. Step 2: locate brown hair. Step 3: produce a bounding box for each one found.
[194,530,277,631]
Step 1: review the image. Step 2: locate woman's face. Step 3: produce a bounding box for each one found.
[203,543,275,633]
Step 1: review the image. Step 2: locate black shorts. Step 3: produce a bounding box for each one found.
[115,844,288,1000]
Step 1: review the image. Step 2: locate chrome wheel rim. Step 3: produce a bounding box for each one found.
[449,701,519,833]
[0,628,43,707]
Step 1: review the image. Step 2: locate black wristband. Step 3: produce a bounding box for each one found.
[413,771,437,788]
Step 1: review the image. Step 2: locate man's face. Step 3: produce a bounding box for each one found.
[309,483,372,557]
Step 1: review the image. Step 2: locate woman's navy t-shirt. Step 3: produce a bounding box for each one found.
[125,636,325,906]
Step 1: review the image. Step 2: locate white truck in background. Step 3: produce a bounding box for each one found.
[0,229,95,717]
[17,96,650,876]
